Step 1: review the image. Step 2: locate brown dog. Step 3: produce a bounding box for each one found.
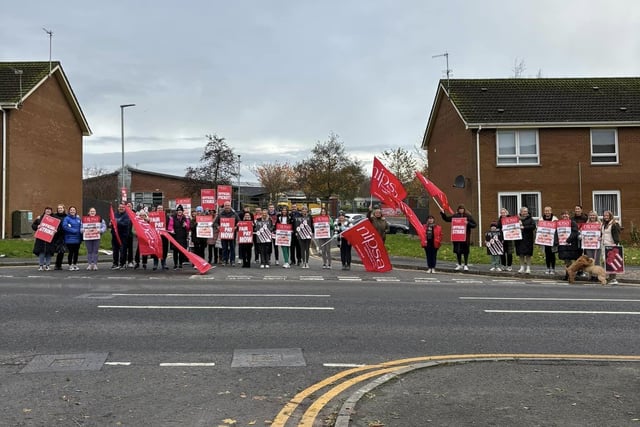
[566,255,607,285]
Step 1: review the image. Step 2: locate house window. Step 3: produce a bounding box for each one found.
[593,191,621,222]
[496,130,539,165]
[590,129,618,164]
[499,192,541,219]
[133,192,163,209]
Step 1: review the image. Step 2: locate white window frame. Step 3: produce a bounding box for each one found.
[593,190,621,224]
[496,129,540,166]
[590,128,619,164]
[498,191,542,219]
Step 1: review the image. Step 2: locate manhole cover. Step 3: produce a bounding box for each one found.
[21,353,108,373]
[231,348,306,367]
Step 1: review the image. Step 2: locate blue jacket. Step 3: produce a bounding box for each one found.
[62,214,83,244]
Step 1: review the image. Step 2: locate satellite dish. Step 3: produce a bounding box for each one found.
[453,175,466,188]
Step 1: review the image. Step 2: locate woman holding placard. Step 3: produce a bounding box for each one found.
[440,204,477,271]
[82,207,107,270]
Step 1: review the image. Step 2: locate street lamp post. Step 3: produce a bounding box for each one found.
[120,104,135,202]
[237,154,241,211]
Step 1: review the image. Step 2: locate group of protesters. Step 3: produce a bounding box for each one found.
[31,200,361,272]
[421,203,622,284]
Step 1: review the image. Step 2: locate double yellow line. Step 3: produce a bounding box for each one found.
[272,353,640,426]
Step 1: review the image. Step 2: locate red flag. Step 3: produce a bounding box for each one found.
[371,157,406,207]
[125,207,163,259]
[341,219,392,272]
[397,201,426,245]
[415,172,454,214]
[160,230,213,274]
[109,205,122,246]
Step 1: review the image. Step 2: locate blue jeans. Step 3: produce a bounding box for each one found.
[221,240,235,264]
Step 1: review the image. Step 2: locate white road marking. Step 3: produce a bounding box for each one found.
[264,276,287,280]
[414,277,440,282]
[110,293,331,297]
[104,362,131,366]
[374,277,400,282]
[300,276,324,281]
[98,305,334,310]
[337,276,362,281]
[227,275,252,280]
[485,310,640,315]
[159,362,216,367]
[323,363,366,368]
[462,297,640,302]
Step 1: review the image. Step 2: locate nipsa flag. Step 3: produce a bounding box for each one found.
[371,157,406,207]
[415,172,454,214]
[341,219,392,273]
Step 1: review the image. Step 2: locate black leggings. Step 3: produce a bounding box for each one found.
[67,243,80,265]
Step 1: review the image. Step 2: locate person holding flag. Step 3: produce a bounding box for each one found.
[366,205,390,243]
[167,204,190,269]
[440,204,477,271]
[335,211,353,270]
[110,203,131,269]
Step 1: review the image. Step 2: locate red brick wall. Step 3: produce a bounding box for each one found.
[428,96,640,243]
[4,76,83,236]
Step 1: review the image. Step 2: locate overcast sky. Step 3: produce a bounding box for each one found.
[2,1,639,181]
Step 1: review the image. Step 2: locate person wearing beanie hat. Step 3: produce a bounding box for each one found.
[440,204,477,271]
[167,204,190,269]
[176,204,184,212]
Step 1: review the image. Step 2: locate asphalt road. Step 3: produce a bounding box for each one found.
[1,261,638,426]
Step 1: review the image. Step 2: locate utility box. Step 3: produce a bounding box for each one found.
[12,210,33,238]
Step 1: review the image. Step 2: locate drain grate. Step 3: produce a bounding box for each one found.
[21,353,109,373]
[231,348,306,368]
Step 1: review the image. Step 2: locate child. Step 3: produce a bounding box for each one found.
[485,221,504,271]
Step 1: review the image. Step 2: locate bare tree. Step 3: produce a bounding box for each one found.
[83,164,109,179]
[512,57,526,78]
[251,161,296,203]
[184,134,239,196]
[293,133,365,202]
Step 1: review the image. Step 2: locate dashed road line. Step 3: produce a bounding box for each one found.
[374,277,400,282]
[485,309,640,315]
[337,276,362,281]
[98,305,334,310]
[300,276,324,281]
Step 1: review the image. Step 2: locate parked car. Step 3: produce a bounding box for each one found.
[343,213,365,225]
[388,223,410,234]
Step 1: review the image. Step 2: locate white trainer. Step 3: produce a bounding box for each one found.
[518,266,525,273]
[454,264,462,271]
[463,265,469,271]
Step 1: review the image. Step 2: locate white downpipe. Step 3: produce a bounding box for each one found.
[1,106,6,239]
[476,126,482,246]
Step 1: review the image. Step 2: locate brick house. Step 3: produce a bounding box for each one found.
[421,77,640,244]
[83,166,267,217]
[0,61,91,238]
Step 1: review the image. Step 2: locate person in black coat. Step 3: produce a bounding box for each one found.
[515,206,536,274]
[440,204,477,271]
[51,204,67,270]
[32,207,55,270]
[557,210,582,280]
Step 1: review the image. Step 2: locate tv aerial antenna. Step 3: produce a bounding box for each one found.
[42,27,53,75]
[432,51,452,94]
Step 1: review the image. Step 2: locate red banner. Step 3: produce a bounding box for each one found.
[160,230,212,274]
[201,189,216,211]
[217,185,232,206]
[415,172,454,214]
[451,217,467,242]
[34,215,60,243]
[397,201,426,245]
[110,205,122,246]
[237,220,254,244]
[341,219,392,272]
[126,207,163,259]
[370,157,406,207]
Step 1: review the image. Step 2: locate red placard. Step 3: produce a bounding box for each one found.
[275,223,293,246]
[82,215,102,241]
[501,216,522,241]
[34,215,60,243]
[148,211,166,231]
[605,245,624,274]
[556,219,572,245]
[581,222,602,250]
[450,217,467,242]
[313,215,331,239]
[196,215,214,239]
[219,217,236,240]
[201,189,216,211]
[237,220,254,244]
[534,220,556,246]
[217,185,232,206]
